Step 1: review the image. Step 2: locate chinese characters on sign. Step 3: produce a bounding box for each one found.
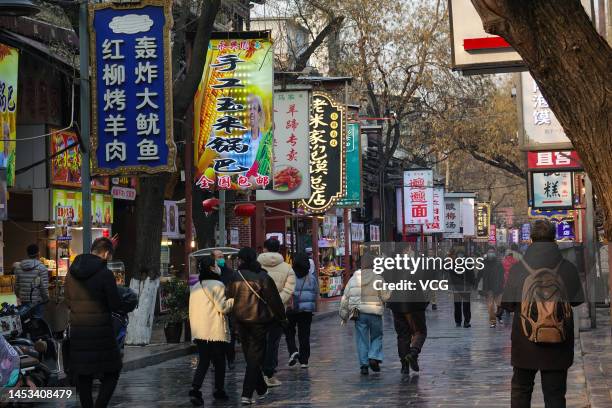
[531,171,573,210]
[90,0,176,174]
[194,33,274,190]
[475,202,491,239]
[424,187,445,233]
[443,197,462,239]
[403,170,433,224]
[527,150,582,170]
[0,44,18,186]
[299,92,346,213]
[337,123,362,207]
[521,223,531,242]
[488,224,497,244]
[256,91,310,200]
[53,189,114,227]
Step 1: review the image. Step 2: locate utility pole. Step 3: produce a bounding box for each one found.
[79,0,92,252]
[218,190,226,246]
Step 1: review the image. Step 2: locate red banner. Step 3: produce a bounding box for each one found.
[527,151,581,170]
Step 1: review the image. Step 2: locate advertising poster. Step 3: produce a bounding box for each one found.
[521,223,531,242]
[443,197,462,239]
[256,90,310,200]
[300,92,346,213]
[52,189,113,226]
[531,171,573,210]
[337,123,362,207]
[90,0,176,174]
[0,44,18,186]
[424,187,445,233]
[194,33,274,190]
[403,169,434,225]
[350,223,364,242]
[476,202,491,239]
[162,200,179,239]
[369,225,380,242]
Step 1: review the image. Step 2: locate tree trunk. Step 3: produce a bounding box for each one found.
[470,0,612,239]
[125,277,160,346]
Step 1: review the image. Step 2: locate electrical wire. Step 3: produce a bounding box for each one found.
[5,219,49,233]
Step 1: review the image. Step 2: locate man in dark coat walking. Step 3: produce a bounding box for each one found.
[477,247,505,328]
[65,237,122,408]
[502,220,584,408]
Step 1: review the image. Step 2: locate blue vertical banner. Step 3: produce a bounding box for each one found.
[89,0,176,174]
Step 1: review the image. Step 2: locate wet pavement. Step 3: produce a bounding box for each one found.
[42,293,591,407]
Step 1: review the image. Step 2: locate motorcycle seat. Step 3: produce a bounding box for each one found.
[19,355,39,369]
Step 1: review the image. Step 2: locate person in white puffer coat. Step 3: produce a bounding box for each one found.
[340,253,391,375]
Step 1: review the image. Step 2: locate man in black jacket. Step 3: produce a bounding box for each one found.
[502,220,584,408]
[477,247,505,328]
[65,237,121,408]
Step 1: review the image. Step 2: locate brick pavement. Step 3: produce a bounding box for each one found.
[40,292,595,407]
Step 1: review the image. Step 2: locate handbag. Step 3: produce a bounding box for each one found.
[348,307,360,321]
[286,277,307,316]
[237,270,277,321]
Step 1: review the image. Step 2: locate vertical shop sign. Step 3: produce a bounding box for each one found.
[90,0,176,174]
[403,170,433,224]
[194,32,274,190]
[337,123,362,207]
[256,90,310,200]
[299,92,346,213]
[476,202,491,239]
[0,44,18,186]
[443,197,462,239]
[521,223,531,242]
[531,171,573,209]
[424,187,445,233]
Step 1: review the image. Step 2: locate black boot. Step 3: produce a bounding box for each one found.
[405,348,420,372]
[360,365,369,375]
[189,389,204,407]
[401,359,410,374]
[368,358,381,372]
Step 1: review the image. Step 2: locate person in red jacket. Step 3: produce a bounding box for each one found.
[498,244,521,324]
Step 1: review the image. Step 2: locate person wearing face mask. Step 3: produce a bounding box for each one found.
[476,247,505,328]
[65,237,122,408]
[212,249,237,370]
[188,255,234,406]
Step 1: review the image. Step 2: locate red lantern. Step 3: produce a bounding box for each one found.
[234,203,256,217]
[202,198,220,213]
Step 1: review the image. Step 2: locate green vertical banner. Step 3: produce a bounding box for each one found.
[337,123,361,207]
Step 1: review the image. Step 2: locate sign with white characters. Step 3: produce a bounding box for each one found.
[403,170,434,224]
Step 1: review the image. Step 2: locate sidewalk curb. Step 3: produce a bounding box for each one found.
[123,344,196,372]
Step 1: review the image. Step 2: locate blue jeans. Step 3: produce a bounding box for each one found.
[354,313,383,367]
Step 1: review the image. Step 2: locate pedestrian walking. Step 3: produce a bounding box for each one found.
[426,248,439,310]
[449,246,475,328]
[64,237,122,408]
[386,247,428,375]
[188,255,234,407]
[212,249,237,370]
[339,253,390,375]
[476,247,505,328]
[257,238,295,387]
[14,244,49,318]
[502,220,584,408]
[502,244,521,286]
[285,252,319,369]
[226,247,287,405]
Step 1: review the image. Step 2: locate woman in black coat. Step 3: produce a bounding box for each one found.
[65,238,121,408]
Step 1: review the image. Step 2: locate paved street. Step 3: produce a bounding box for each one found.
[43,293,590,408]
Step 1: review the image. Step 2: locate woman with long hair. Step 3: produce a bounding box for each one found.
[226,247,286,405]
[188,255,234,406]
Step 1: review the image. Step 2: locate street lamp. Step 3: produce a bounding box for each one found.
[0,0,40,16]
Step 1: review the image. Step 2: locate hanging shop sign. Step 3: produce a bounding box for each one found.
[403,169,434,225]
[528,207,574,220]
[350,223,364,242]
[496,227,507,245]
[519,72,572,150]
[424,187,445,234]
[510,228,520,244]
[443,197,462,239]
[0,44,18,186]
[337,122,362,207]
[50,128,110,190]
[531,171,573,210]
[52,189,114,226]
[193,32,273,190]
[162,200,179,239]
[369,225,380,242]
[556,220,575,241]
[488,224,497,244]
[527,150,581,170]
[111,185,136,200]
[475,202,491,239]
[299,92,346,213]
[89,0,176,175]
[521,223,531,242]
[256,90,310,200]
[461,198,476,236]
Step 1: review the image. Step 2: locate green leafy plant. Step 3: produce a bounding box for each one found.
[161,277,189,324]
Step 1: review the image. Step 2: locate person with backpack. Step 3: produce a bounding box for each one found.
[339,253,391,375]
[14,244,49,319]
[476,247,505,328]
[188,255,234,406]
[226,247,287,405]
[501,220,584,408]
[285,252,319,368]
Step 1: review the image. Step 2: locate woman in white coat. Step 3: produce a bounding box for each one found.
[188,255,234,406]
[340,253,391,375]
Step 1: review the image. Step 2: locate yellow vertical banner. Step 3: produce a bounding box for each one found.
[193,33,274,191]
[0,44,18,186]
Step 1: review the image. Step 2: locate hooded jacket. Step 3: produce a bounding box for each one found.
[65,254,122,375]
[257,252,296,305]
[14,259,49,304]
[339,269,391,319]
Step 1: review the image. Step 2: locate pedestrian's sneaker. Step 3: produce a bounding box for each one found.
[288,352,299,367]
[264,375,282,387]
[368,358,381,372]
[405,349,420,372]
[455,322,462,327]
[189,389,204,407]
[360,365,369,375]
[213,389,229,401]
[300,363,309,369]
[401,360,409,375]
[463,322,471,328]
[490,323,496,328]
[257,390,269,401]
[241,397,255,405]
